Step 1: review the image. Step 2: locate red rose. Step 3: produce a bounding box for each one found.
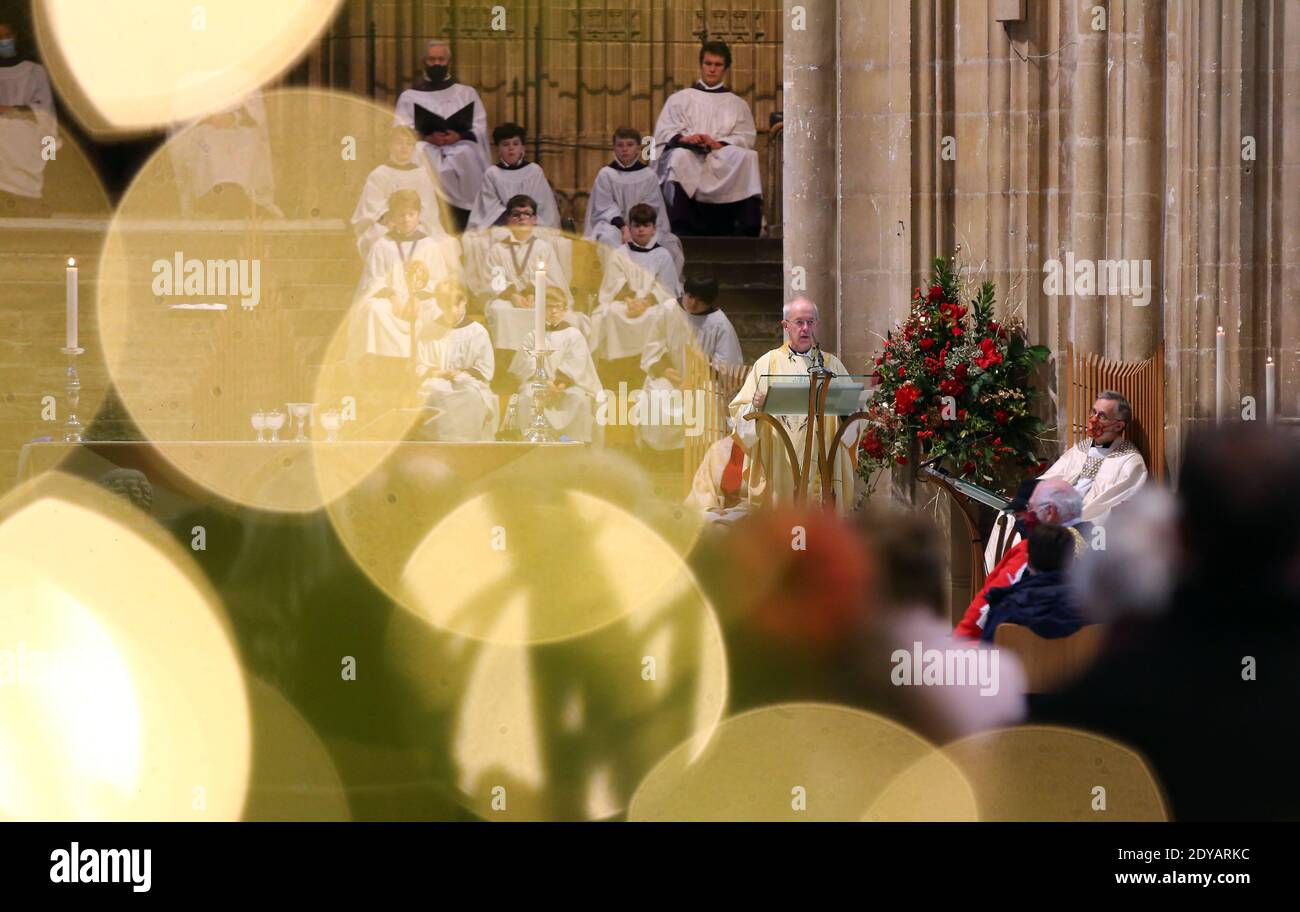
[939,378,965,397]
[920,338,935,350]
[894,383,922,415]
[924,356,939,373]
[927,284,944,302]
[896,455,909,465]
[897,366,906,378]
[995,410,1009,424]
[954,363,969,380]
[961,461,977,476]
[992,437,1003,446]
[861,430,885,459]
[875,357,884,366]
[988,320,1000,333]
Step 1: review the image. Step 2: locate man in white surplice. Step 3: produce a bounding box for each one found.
[394,38,490,233]
[0,23,57,215]
[729,298,864,513]
[984,391,1149,571]
[653,40,763,237]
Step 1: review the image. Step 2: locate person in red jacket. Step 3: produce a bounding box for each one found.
[954,480,1037,639]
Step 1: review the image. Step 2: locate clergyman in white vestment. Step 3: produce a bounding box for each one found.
[729,297,864,514]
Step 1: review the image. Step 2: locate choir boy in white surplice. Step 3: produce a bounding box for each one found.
[467,122,561,229]
[358,189,459,299]
[583,127,684,273]
[394,39,490,233]
[481,194,588,357]
[168,89,281,218]
[351,125,451,260]
[653,41,763,237]
[0,26,57,214]
[592,204,682,380]
[350,191,459,361]
[638,274,743,452]
[414,281,498,441]
[509,289,603,443]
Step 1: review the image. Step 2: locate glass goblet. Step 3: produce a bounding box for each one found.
[265,410,285,443]
[320,409,342,443]
[250,410,266,443]
[286,402,315,442]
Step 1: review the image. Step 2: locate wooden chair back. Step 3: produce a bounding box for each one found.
[1064,344,1165,482]
[993,622,1106,693]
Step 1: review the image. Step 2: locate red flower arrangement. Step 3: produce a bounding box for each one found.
[858,255,1051,496]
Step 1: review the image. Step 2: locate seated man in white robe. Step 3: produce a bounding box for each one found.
[583,126,684,273]
[637,274,744,453]
[169,88,281,219]
[592,203,682,385]
[508,288,603,443]
[351,125,450,260]
[684,424,754,525]
[413,279,498,441]
[0,24,57,216]
[653,40,763,237]
[984,391,1149,570]
[729,297,863,514]
[467,122,561,229]
[394,38,490,234]
[481,194,587,368]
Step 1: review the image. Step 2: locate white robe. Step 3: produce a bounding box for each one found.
[509,325,602,443]
[415,319,499,441]
[1041,438,1148,525]
[583,160,684,272]
[593,241,681,361]
[467,160,561,230]
[482,233,587,351]
[0,61,57,199]
[168,90,280,216]
[684,434,753,524]
[350,233,459,359]
[394,82,490,211]
[653,83,762,204]
[638,304,744,452]
[983,439,1149,571]
[729,344,860,513]
[350,158,450,258]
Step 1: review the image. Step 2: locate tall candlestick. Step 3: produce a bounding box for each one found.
[1266,356,1276,424]
[65,257,78,351]
[533,259,547,350]
[1215,326,1225,424]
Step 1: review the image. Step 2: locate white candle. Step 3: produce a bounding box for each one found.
[66,257,78,351]
[1266,356,1275,424]
[1215,326,1225,424]
[533,259,547,350]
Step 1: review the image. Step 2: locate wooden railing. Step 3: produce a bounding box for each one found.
[682,346,748,495]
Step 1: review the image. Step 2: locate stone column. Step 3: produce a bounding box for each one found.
[783,0,840,353]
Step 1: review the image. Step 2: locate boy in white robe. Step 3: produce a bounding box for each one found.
[583,126,684,272]
[508,289,602,443]
[592,203,682,382]
[467,122,561,229]
[653,41,763,236]
[351,125,450,259]
[168,89,281,219]
[481,194,588,363]
[358,189,458,294]
[414,280,498,441]
[0,26,57,215]
[638,274,744,452]
[394,39,490,233]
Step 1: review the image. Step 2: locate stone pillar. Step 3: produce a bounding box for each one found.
[783,0,840,353]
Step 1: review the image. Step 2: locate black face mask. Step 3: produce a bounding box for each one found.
[425,64,449,83]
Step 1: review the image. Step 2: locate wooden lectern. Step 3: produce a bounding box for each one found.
[742,350,871,508]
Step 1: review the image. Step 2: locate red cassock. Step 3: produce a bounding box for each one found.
[954,539,1029,639]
